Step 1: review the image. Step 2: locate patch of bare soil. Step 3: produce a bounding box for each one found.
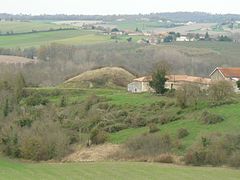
[62,144,121,162]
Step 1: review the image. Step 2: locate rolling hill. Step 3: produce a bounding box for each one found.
[63,67,136,88]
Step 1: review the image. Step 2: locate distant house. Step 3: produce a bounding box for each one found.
[127,76,153,93]
[176,36,196,42]
[127,75,211,93]
[176,36,189,42]
[210,67,240,92]
[166,75,211,90]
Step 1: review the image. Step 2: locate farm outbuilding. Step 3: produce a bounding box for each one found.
[166,75,211,90]
[127,76,152,93]
[210,67,240,92]
[127,75,211,93]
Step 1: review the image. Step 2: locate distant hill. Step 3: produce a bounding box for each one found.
[63,67,136,88]
[1,12,240,23]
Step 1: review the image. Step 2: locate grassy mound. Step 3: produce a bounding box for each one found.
[63,67,136,88]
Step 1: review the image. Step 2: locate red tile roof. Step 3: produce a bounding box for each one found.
[216,67,240,78]
[133,75,211,84]
[133,76,152,82]
[167,75,211,84]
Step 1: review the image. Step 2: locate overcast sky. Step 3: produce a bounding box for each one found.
[0,0,240,15]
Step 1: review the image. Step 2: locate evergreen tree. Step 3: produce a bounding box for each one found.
[150,62,170,94]
[3,98,9,117]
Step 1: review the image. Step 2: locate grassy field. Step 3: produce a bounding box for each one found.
[0,157,240,180]
[24,88,165,106]
[0,21,72,34]
[0,30,144,48]
[24,87,240,154]
[110,97,240,151]
[0,30,113,48]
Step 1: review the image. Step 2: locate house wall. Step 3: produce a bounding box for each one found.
[166,81,209,90]
[127,82,143,93]
[211,70,225,81]
[210,70,240,93]
[128,81,153,93]
[142,82,151,92]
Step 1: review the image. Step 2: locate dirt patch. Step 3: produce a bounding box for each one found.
[62,144,121,162]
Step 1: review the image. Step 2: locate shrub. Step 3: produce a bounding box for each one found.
[59,96,67,107]
[153,153,174,163]
[208,80,234,105]
[185,133,240,167]
[125,134,172,157]
[176,84,202,109]
[159,114,177,125]
[90,128,108,145]
[84,95,105,111]
[200,111,224,125]
[25,93,49,106]
[125,114,146,128]
[104,123,127,133]
[228,152,240,167]
[177,128,189,139]
[237,80,240,90]
[0,120,70,161]
[21,121,70,161]
[184,148,207,166]
[148,123,160,133]
[16,118,32,127]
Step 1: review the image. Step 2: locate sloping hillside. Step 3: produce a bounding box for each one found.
[63,67,136,88]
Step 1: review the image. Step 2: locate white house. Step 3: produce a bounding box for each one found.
[176,36,196,42]
[127,76,153,93]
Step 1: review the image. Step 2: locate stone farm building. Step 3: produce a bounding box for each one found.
[127,75,211,93]
[210,67,240,92]
[166,75,211,90]
[127,76,153,93]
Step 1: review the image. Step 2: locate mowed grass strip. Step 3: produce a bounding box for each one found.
[0,30,111,48]
[0,21,72,34]
[0,157,240,180]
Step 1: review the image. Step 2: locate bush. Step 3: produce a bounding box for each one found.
[184,148,207,166]
[153,153,174,163]
[0,120,70,161]
[125,114,146,128]
[90,128,108,145]
[185,133,240,167]
[177,128,189,139]
[228,152,240,167]
[104,123,127,133]
[159,114,177,125]
[84,95,105,111]
[176,84,202,109]
[25,93,49,106]
[237,80,240,90]
[125,134,172,157]
[148,123,160,133]
[59,96,67,107]
[200,111,224,125]
[208,80,234,105]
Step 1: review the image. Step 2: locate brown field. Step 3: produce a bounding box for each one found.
[0,55,36,64]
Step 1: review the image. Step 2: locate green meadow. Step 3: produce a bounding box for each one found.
[24,87,240,154]
[0,157,240,180]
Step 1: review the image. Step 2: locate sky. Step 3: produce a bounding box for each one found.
[0,0,240,15]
